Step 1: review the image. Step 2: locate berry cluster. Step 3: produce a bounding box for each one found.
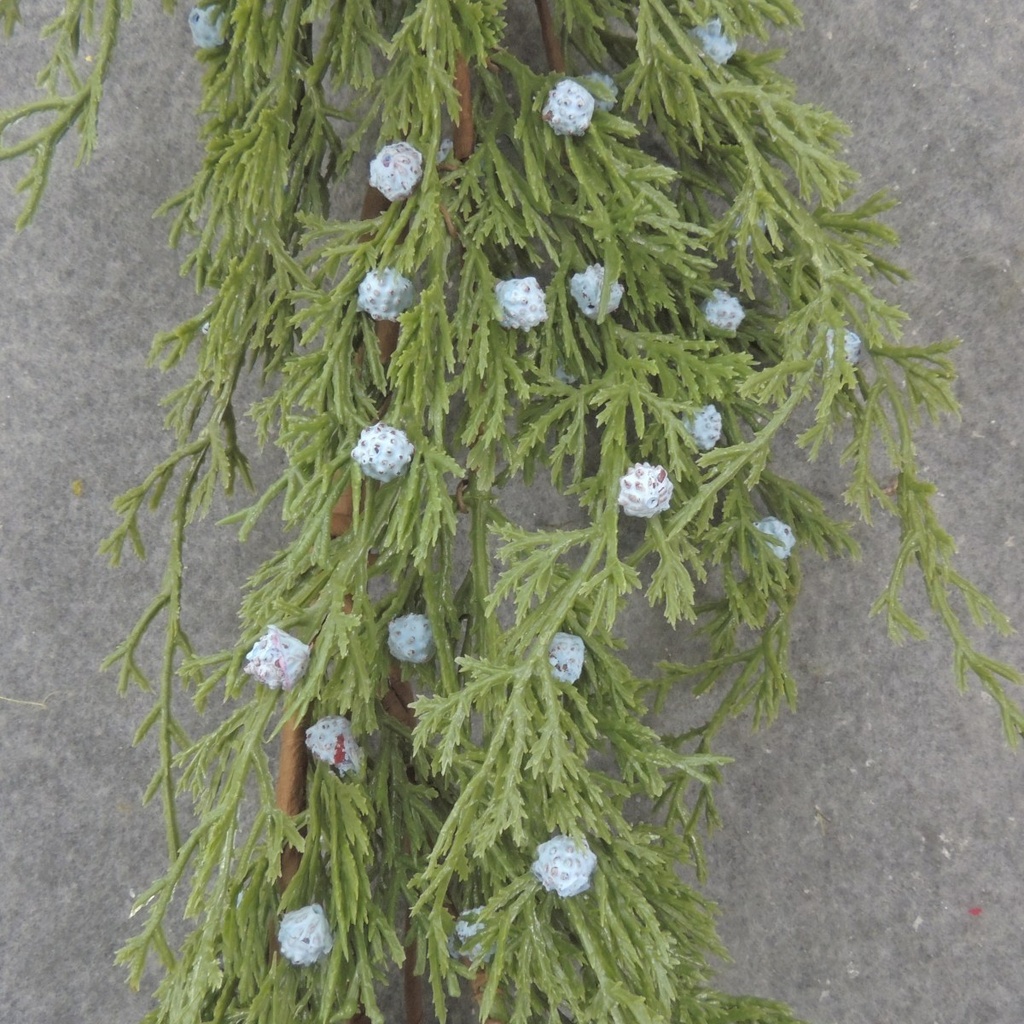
[234,27,812,981]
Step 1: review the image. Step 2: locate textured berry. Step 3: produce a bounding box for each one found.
[189,5,226,48]
[548,632,585,684]
[369,142,424,202]
[243,626,310,692]
[495,277,548,330]
[448,906,494,962]
[305,716,363,777]
[570,264,624,320]
[684,404,723,451]
[351,423,414,483]
[388,613,436,664]
[825,328,863,365]
[702,289,745,331]
[532,835,597,898]
[542,80,595,137]
[357,268,416,322]
[755,516,796,559]
[278,904,334,966]
[690,18,738,65]
[617,463,673,518]
[436,137,454,164]
[581,72,618,112]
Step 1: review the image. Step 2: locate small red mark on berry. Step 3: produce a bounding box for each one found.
[968,907,982,916]
[332,736,347,765]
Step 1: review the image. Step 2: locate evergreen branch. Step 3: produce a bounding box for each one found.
[0,0,126,228]
[7,1,1019,1021]
[0,0,19,36]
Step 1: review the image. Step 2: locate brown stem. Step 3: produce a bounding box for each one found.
[454,55,475,160]
[534,0,565,73]
[330,485,355,546]
[403,933,424,1024]
[275,722,310,894]
[470,969,506,1024]
[361,181,392,221]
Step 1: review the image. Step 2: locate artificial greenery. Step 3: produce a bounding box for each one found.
[3,2,1021,1023]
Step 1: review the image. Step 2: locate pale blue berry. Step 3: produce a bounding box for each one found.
[755,516,796,559]
[825,328,863,366]
[188,5,226,49]
[548,632,585,684]
[542,80,595,136]
[684,404,723,451]
[448,906,494,962]
[388,613,436,664]
[570,264,624,320]
[357,268,416,321]
[702,289,745,331]
[581,72,617,112]
[278,905,334,966]
[495,277,548,330]
[690,18,738,65]
[351,423,414,482]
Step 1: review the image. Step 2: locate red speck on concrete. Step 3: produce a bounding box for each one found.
[968,907,983,916]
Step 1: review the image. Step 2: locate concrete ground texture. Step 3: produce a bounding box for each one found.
[1,2,1021,1023]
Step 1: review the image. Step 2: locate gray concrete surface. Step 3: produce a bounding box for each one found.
[1,3,1022,1023]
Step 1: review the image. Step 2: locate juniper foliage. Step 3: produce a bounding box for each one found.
[2,2,1021,1024]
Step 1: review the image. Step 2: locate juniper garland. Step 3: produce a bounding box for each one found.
[2,2,1022,1024]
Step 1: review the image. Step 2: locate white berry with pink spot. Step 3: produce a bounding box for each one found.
[617,463,673,518]
[532,834,597,898]
[369,142,424,202]
[243,625,310,692]
[305,716,362,777]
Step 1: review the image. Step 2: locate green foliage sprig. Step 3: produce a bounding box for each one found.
[3,2,1021,1024]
